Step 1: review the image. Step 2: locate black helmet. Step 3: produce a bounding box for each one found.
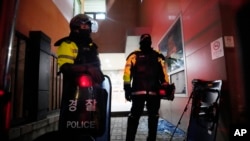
[139,34,152,46]
[69,14,98,32]
[140,34,151,42]
[139,33,153,53]
[139,33,152,47]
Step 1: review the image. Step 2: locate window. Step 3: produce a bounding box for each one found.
[158,15,187,97]
[73,0,81,16]
[84,0,106,20]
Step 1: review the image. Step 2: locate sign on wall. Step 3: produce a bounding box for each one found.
[224,36,234,48]
[211,37,224,60]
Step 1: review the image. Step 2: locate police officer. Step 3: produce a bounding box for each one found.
[54,14,104,140]
[55,13,104,84]
[123,33,170,141]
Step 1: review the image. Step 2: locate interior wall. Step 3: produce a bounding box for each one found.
[139,0,225,132]
[15,0,69,53]
[217,1,248,140]
[140,0,247,139]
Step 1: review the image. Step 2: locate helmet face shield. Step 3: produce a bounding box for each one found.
[90,19,98,33]
[70,14,99,33]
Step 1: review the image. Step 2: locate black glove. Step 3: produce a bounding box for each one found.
[124,84,132,101]
[159,83,175,101]
[166,83,175,101]
[60,63,87,74]
[87,66,104,84]
[60,63,104,84]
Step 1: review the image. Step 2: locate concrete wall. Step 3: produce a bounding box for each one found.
[9,114,59,141]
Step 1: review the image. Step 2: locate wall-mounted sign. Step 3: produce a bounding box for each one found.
[224,36,234,47]
[211,37,224,60]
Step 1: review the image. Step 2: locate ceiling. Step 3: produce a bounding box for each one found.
[84,0,106,13]
[100,36,140,70]
[52,0,74,22]
[52,0,106,22]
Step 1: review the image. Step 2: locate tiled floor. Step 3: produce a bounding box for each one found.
[33,115,186,141]
[110,116,186,141]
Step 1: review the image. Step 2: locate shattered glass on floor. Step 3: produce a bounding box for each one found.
[157,118,185,137]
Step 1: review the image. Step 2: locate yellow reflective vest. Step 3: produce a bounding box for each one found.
[56,41,78,69]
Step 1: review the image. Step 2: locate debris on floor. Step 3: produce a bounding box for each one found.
[157,118,185,137]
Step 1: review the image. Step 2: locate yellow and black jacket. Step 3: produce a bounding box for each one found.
[123,49,169,95]
[55,37,100,69]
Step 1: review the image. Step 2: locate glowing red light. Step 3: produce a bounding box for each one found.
[5,102,11,129]
[159,89,165,96]
[0,90,4,96]
[78,75,92,87]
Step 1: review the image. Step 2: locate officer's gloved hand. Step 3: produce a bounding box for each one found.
[160,82,175,101]
[87,66,104,84]
[60,63,87,74]
[124,84,132,102]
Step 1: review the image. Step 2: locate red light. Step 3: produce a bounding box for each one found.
[0,90,4,97]
[5,102,11,129]
[159,89,165,96]
[78,75,92,87]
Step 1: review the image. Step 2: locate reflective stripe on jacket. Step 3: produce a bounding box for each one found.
[57,41,78,68]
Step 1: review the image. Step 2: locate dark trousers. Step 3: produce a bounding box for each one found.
[126,95,160,141]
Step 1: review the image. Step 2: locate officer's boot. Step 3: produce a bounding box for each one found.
[147,115,159,141]
[126,115,139,141]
